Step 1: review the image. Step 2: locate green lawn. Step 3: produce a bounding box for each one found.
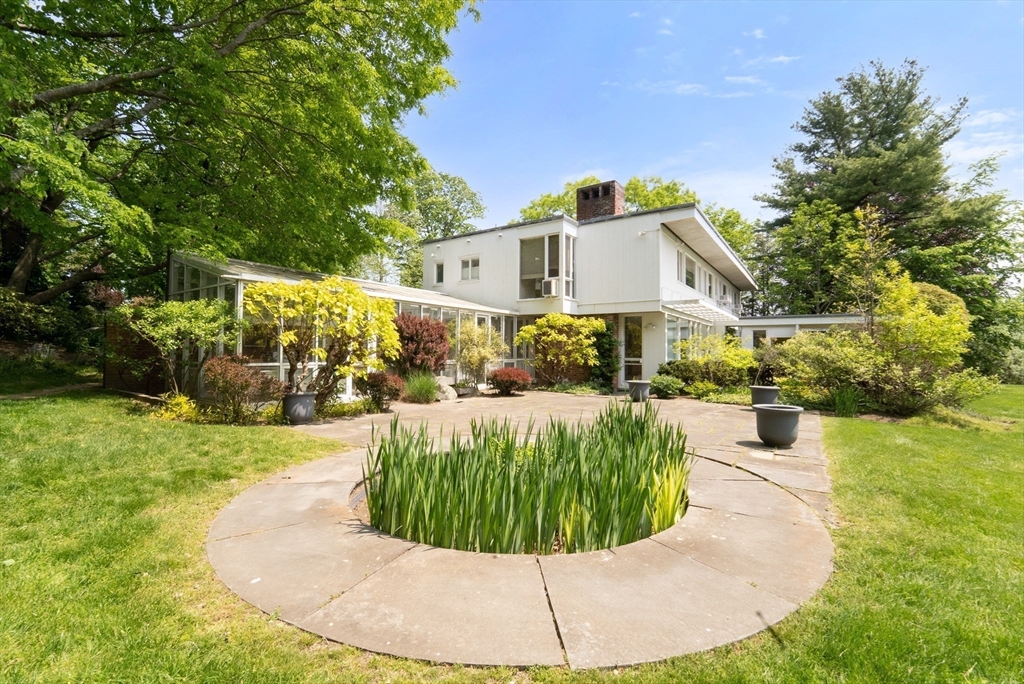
[1,388,1021,682]
[0,354,100,395]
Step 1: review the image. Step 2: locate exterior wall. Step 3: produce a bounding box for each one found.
[657,229,740,315]
[736,315,865,349]
[423,217,578,316]
[574,213,665,315]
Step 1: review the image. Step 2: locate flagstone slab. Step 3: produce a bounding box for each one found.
[263,450,367,485]
[207,517,415,622]
[299,545,565,667]
[653,506,833,604]
[687,477,819,525]
[734,460,831,493]
[539,539,796,669]
[207,481,353,541]
[689,456,761,481]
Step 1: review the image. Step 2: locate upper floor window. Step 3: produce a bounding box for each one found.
[679,253,695,289]
[435,262,444,284]
[461,257,479,281]
[520,233,573,299]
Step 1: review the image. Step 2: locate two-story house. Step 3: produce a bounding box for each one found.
[423,180,757,385]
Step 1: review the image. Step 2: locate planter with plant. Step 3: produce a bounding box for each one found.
[749,344,782,405]
[243,277,399,424]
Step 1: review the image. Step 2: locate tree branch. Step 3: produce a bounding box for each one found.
[25,250,114,304]
[215,3,310,57]
[37,232,105,264]
[33,67,173,108]
[74,97,167,140]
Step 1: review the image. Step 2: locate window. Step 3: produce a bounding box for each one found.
[435,262,444,284]
[520,233,570,299]
[685,256,695,288]
[706,272,713,297]
[624,315,643,381]
[565,234,576,299]
[461,257,479,281]
[753,329,767,348]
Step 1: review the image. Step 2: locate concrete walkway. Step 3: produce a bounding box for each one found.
[207,394,834,669]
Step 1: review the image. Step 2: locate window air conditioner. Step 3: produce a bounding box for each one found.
[541,278,559,297]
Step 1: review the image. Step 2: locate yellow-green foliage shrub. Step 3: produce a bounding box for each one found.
[514,313,606,385]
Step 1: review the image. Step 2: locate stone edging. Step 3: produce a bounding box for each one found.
[206,446,833,669]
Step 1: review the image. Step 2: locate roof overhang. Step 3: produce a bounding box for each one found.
[660,206,758,291]
[663,299,740,323]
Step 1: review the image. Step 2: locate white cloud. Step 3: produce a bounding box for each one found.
[744,28,766,39]
[742,54,801,68]
[657,28,674,36]
[725,75,763,85]
[964,109,1017,127]
[599,80,621,87]
[661,17,673,25]
[559,168,613,184]
[769,54,800,64]
[634,79,706,96]
[629,12,643,18]
[710,91,755,99]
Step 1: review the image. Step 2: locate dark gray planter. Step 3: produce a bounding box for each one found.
[627,380,651,402]
[283,392,316,425]
[454,386,478,398]
[752,403,804,447]
[750,385,781,405]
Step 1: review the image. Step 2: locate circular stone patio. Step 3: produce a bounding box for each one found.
[206,396,834,669]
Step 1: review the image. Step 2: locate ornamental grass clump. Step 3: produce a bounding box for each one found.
[363,400,693,555]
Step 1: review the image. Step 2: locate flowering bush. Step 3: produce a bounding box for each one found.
[488,367,532,396]
[356,371,404,411]
[394,313,450,375]
[204,355,287,424]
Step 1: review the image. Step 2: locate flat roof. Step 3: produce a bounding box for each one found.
[421,214,575,245]
[738,313,865,323]
[173,252,516,315]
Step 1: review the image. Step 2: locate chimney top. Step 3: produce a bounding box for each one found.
[576,180,625,222]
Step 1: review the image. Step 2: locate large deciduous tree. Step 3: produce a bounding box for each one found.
[517,175,755,260]
[754,60,1022,372]
[1,0,473,305]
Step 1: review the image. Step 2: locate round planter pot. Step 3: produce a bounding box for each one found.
[282,392,316,425]
[627,379,651,402]
[749,385,781,405]
[752,403,804,447]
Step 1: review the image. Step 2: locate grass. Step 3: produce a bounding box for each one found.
[365,401,692,554]
[0,353,99,394]
[1,386,1021,682]
[402,371,438,404]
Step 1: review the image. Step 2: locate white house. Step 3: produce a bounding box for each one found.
[734,313,865,349]
[423,180,758,385]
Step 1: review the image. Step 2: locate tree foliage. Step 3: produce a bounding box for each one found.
[514,313,605,385]
[517,175,755,260]
[242,277,399,405]
[110,298,238,394]
[1,0,472,305]
[455,321,507,383]
[754,60,1022,372]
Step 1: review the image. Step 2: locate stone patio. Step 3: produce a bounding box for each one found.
[207,393,834,669]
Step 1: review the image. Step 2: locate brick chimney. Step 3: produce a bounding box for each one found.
[576,180,625,222]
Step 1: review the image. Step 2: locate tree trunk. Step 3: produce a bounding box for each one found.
[6,232,41,293]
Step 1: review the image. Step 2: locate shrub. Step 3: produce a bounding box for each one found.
[669,334,756,388]
[154,393,201,422]
[317,397,374,419]
[393,313,450,375]
[832,385,864,417]
[928,369,999,410]
[364,400,693,555]
[514,313,605,385]
[590,323,621,390]
[203,356,287,424]
[542,381,609,395]
[686,380,719,400]
[455,322,508,383]
[403,372,438,404]
[356,371,404,411]
[650,374,682,399]
[488,367,532,396]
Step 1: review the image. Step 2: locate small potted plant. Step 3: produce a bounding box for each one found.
[749,344,781,405]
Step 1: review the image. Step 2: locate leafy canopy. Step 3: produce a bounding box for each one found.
[517,175,755,260]
[1,0,473,305]
[111,298,239,394]
[455,321,507,383]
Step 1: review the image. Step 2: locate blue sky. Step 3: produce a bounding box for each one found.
[402,0,1024,229]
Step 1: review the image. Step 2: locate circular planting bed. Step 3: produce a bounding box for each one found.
[363,401,692,555]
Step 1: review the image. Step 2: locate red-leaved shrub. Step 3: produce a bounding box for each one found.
[488,367,532,396]
[394,313,450,376]
[355,371,405,411]
[204,355,287,424]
